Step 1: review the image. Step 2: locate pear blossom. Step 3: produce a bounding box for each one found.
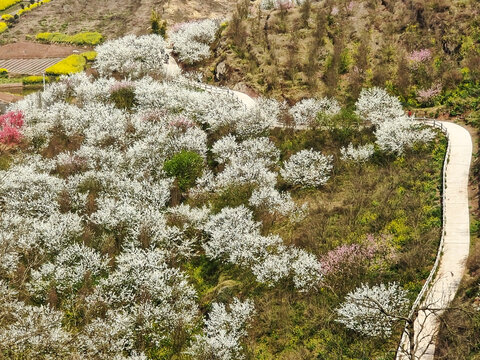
[189,298,254,360]
[95,34,168,78]
[281,149,333,187]
[289,98,341,127]
[169,19,219,63]
[336,282,410,337]
[340,143,375,163]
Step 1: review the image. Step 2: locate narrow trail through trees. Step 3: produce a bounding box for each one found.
[397,121,472,359]
[165,52,474,358]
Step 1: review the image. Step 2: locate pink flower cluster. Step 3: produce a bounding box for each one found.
[407,49,432,63]
[347,1,355,12]
[0,110,24,145]
[417,84,442,103]
[321,243,375,275]
[321,234,394,276]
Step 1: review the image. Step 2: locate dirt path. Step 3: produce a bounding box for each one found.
[0,91,23,103]
[0,42,85,60]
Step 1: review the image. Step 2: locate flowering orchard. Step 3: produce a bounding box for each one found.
[0,34,445,359]
[169,19,220,64]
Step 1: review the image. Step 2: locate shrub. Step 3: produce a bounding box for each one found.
[0,68,7,77]
[45,55,86,76]
[81,51,97,61]
[23,75,50,85]
[163,150,204,191]
[0,111,24,145]
[1,14,13,22]
[0,22,7,34]
[0,0,21,11]
[109,82,137,110]
[36,32,103,46]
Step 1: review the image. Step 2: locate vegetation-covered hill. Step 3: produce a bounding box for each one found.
[0,33,447,359]
[195,0,480,117]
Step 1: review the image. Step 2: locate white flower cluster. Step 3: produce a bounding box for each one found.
[211,135,279,188]
[0,33,344,357]
[355,87,405,126]
[374,116,435,154]
[203,206,322,290]
[0,281,74,357]
[28,243,108,300]
[289,98,341,127]
[169,19,219,64]
[281,149,333,187]
[79,247,199,358]
[189,298,254,360]
[355,87,435,154]
[94,34,168,78]
[340,143,375,163]
[336,282,410,337]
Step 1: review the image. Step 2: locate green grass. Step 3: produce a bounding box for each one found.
[0,77,23,84]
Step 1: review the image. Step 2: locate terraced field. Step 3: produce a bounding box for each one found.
[0,57,61,74]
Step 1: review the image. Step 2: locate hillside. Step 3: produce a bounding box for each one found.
[0,0,235,43]
[0,33,449,359]
[0,0,479,358]
[194,0,480,114]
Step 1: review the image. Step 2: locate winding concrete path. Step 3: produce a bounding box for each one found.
[397,121,472,359]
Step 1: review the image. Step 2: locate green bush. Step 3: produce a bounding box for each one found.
[23,75,51,85]
[110,86,137,110]
[163,151,204,192]
[36,32,103,45]
[0,68,7,78]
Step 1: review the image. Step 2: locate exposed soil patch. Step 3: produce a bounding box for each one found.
[0,91,23,103]
[0,41,85,59]
[0,0,236,43]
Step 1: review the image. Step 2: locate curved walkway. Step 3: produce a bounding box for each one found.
[397,121,472,359]
[167,52,474,357]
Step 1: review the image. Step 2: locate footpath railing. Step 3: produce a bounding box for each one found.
[395,118,451,358]
[168,77,248,110]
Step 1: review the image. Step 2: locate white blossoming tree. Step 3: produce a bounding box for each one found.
[169,19,219,64]
[375,116,435,155]
[281,149,333,187]
[355,87,435,155]
[289,98,341,127]
[95,34,168,78]
[355,87,405,126]
[188,298,255,360]
[336,282,410,337]
[340,143,375,163]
